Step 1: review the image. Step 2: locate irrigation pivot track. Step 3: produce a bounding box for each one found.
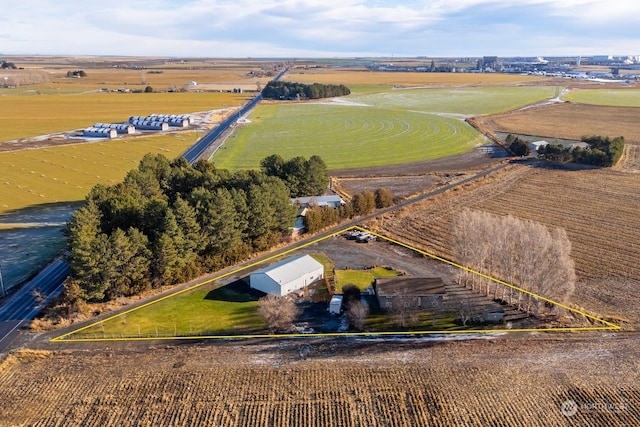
[182,67,289,164]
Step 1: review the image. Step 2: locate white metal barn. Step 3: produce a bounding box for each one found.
[83,127,117,139]
[250,255,324,296]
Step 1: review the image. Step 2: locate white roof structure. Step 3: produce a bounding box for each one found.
[253,255,322,285]
[250,255,324,296]
[529,140,549,151]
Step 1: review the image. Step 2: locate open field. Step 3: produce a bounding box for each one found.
[1,336,639,426]
[284,68,550,87]
[0,92,246,141]
[562,89,640,107]
[351,86,557,115]
[0,59,274,95]
[0,133,197,214]
[377,164,640,327]
[212,102,486,170]
[472,103,640,144]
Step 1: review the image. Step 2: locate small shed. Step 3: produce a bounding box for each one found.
[250,255,324,296]
[375,277,446,310]
[329,295,343,314]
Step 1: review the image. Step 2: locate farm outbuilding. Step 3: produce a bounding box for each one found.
[250,255,324,297]
[93,123,135,134]
[375,277,446,310]
[130,120,169,131]
[83,127,118,139]
[148,114,191,127]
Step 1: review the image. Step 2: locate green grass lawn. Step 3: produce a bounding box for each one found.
[561,89,640,107]
[212,103,486,170]
[76,283,265,339]
[334,267,399,293]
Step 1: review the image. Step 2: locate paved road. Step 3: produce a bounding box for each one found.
[182,67,288,164]
[0,260,68,352]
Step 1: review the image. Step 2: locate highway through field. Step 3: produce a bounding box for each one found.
[0,259,68,352]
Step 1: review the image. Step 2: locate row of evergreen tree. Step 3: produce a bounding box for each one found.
[538,135,624,167]
[259,154,329,197]
[66,154,328,303]
[261,81,350,100]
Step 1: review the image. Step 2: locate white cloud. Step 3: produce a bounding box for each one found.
[0,0,639,56]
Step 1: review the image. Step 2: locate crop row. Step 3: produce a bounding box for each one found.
[382,165,640,283]
[2,348,637,426]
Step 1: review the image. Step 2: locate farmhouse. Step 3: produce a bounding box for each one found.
[375,277,446,310]
[250,255,324,296]
[292,195,344,209]
[291,195,344,235]
[529,140,549,152]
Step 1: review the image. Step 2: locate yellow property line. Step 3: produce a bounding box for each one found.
[51,226,619,343]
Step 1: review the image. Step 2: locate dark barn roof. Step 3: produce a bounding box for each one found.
[375,277,446,297]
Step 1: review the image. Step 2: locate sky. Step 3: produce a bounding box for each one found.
[1,0,639,58]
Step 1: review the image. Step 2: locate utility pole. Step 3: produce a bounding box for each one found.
[0,263,6,298]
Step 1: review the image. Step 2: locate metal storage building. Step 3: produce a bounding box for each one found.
[83,127,118,139]
[250,255,324,296]
[130,120,169,131]
[93,123,136,134]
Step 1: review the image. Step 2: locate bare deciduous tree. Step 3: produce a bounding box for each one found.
[347,300,369,331]
[452,209,576,316]
[257,294,298,333]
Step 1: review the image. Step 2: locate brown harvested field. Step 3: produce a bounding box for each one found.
[376,164,640,327]
[616,144,640,172]
[473,102,640,144]
[1,336,639,426]
[283,68,550,86]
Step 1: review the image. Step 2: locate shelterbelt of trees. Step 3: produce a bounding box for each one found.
[538,135,624,167]
[261,81,350,100]
[65,153,329,303]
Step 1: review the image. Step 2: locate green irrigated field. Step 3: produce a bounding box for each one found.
[351,86,558,115]
[212,103,486,170]
[562,89,640,107]
[0,133,197,213]
[0,92,246,141]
